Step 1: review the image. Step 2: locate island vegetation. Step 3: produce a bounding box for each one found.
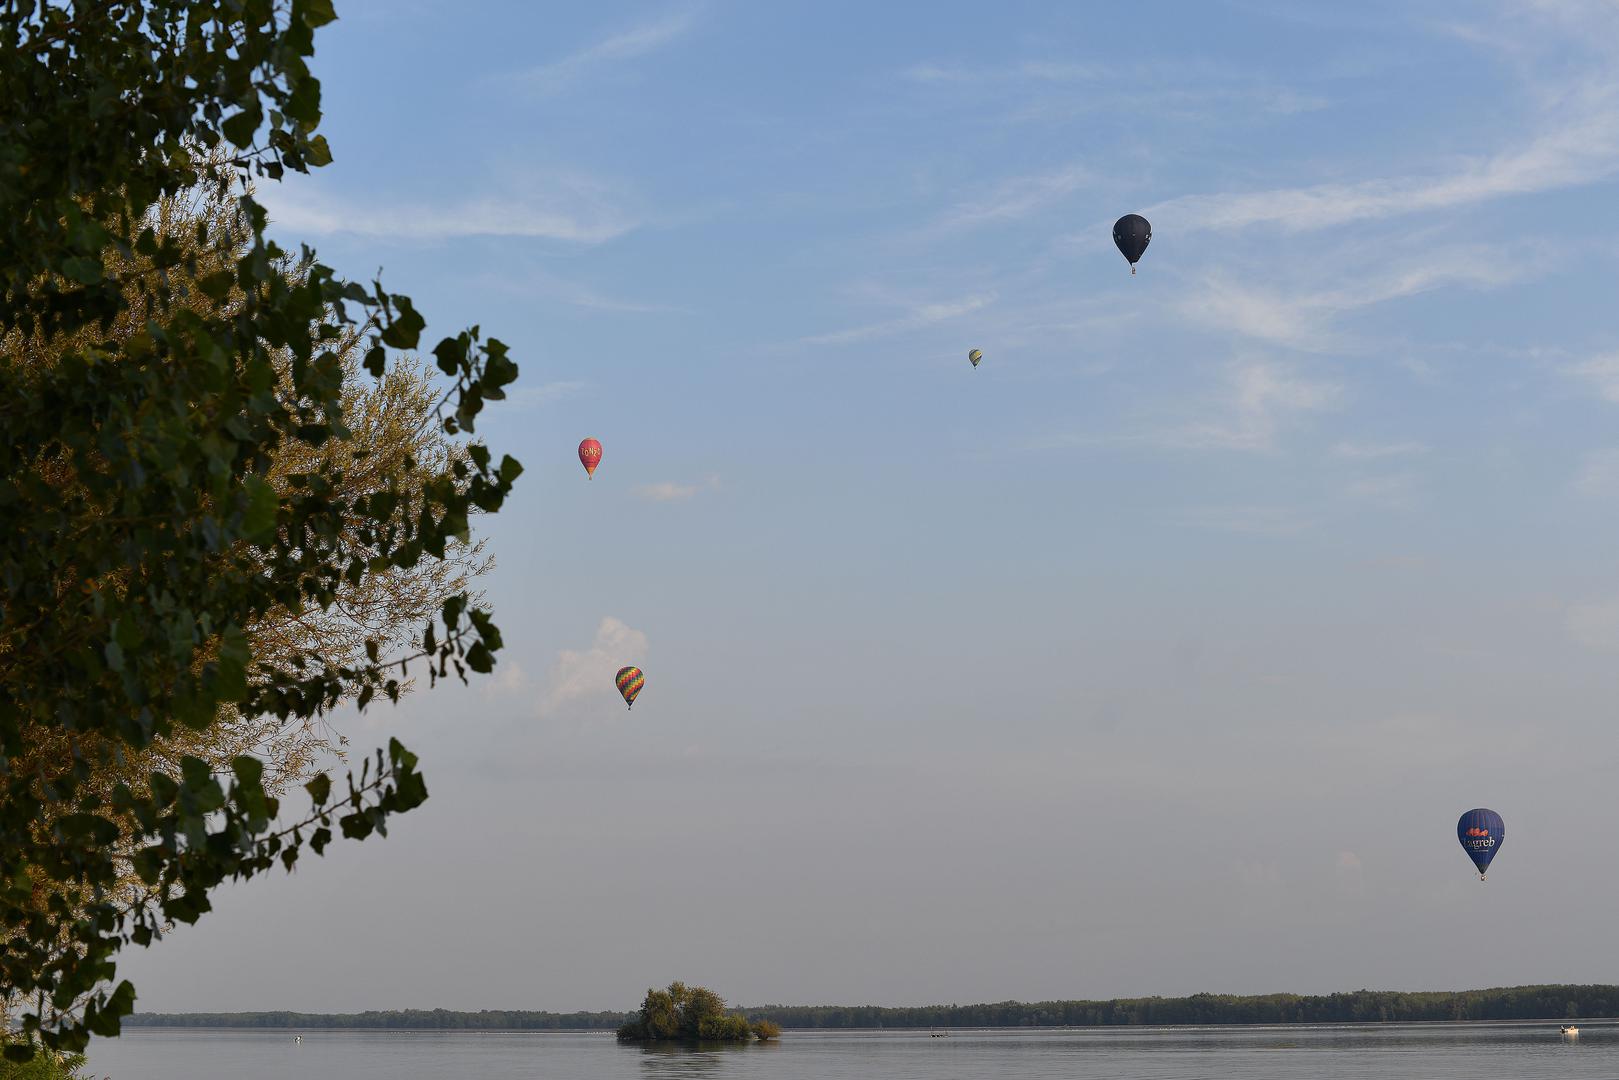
[125,983,1619,1031]
[616,983,779,1044]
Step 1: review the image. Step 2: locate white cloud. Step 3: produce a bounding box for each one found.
[1573,448,1619,496]
[634,475,721,502]
[1146,106,1619,234]
[1567,353,1619,403]
[512,10,698,97]
[1145,11,1619,236]
[1343,473,1419,509]
[1166,360,1340,451]
[803,292,996,346]
[261,179,637,244]
[482,658,531,698]
[1331,441,1429,460]
[543,617,649,714]
[1178,250,1522,350]
[1170,505,1314,537]
[935,165,1091,230]
[503,380,588,410]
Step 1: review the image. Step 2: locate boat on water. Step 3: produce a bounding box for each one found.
[1560,1025,1579,1036]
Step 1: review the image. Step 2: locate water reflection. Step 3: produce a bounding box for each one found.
[636,1041,761,1080]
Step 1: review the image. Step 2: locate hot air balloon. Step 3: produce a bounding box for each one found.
[615,666,645,709]
[1456,808,1505,880]
[578,438,602,479]
[1113,214,1151,275]
[968,349,983,369]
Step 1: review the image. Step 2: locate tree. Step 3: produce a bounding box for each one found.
[1,1,519,1056]
[5,175,492,927]
[617,983,764,1044]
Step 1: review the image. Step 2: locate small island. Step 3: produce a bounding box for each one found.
[616,982,780,1044]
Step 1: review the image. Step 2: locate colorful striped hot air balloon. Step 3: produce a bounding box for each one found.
[615,666,645,709]
[968,349,983,368]
[578,438,603,478]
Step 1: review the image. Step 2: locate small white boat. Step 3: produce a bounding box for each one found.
[1560,1025,1579,1036]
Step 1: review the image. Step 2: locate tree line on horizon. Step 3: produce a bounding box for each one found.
[124,984,1619,1030]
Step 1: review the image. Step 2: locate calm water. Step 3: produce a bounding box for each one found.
[84,1022,1619,1080]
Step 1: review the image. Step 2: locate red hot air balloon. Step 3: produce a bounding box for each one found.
[578,438,602,479]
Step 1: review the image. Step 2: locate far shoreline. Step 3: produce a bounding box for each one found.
[121,984,1619,1031]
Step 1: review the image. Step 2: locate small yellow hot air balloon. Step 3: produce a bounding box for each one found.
[968,349,983,369]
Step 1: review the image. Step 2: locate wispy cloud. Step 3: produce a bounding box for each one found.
[543,617,649,715]
[935,165,1091,230]
[634,475,721,502]
[1164,360,1340,451]
[1146,48,1619,233]
[1343,473,1419,509]
[502,380,588,411]
[803,292,996,346]
[1331,441,1429,460]
[902,58,1325,117]
[263,179,638,244]
[1567,352,1619,403]
[511,9,698,97]
[1573,448,1619,497]
[1178,247,1524,350]
[1170,504,1315,537]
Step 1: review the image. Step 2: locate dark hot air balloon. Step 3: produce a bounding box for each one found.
[968,349,983,368]
[615,666,645,709]
[578,438,602,479]
[1456,808,1505,880]
[1113,214,1151,275]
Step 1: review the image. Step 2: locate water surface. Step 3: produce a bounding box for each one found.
[86,1021,1619,1079]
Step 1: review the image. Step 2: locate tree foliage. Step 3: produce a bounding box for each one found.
[617,983,765,1044]
[0,0,519,1056]
[739,984,1619,1028]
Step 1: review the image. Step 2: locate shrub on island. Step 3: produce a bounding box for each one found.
[617,982,776,1044]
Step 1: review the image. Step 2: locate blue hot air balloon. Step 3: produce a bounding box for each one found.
[1456,808,1505,880]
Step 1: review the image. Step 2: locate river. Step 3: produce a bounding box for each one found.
[85,1021,1617,1079]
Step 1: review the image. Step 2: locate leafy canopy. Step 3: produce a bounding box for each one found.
[1,0,520,1056]
[617,983,772,1044]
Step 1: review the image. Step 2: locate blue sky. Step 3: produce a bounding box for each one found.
[119,1,1619,1011]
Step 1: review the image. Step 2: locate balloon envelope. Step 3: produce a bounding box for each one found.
[968,349,983,368]
[578,438,603,478]
[615,666,645,709]
[1456,808,1505,877]
[1113,214,1152,271]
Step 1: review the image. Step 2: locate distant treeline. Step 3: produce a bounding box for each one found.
[740,985,1619,1028]
[123,1009,629,1030]
[126,985,1619,1031]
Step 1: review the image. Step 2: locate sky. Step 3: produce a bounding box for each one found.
[116,0,1619,1012]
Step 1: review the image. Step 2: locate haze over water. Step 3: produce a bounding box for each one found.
[86,1024,1619,1080]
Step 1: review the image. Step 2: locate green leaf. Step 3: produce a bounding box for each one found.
[380,297,425,349]
[197,270,235,302]
[241,473,278,541]
[306,773,332,805]
[231,755,265,789]
[222,104,263,148]
[61,255,104,284]
[297,0,340,26]
[305,134,334,167]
